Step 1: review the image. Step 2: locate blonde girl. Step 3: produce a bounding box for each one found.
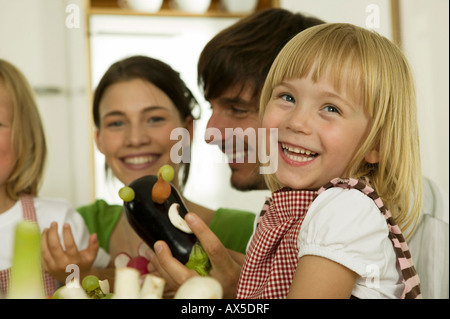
[0,59,110,297]
[237,23,422,299]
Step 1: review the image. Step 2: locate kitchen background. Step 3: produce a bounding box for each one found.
[0,0,448,215]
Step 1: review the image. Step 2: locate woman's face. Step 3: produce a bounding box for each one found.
[95,78,192,186]
[0,83,16,194]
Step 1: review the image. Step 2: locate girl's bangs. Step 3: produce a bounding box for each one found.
[269,24,365,107]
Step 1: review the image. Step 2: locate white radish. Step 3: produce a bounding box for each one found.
[137,241,150,257]
[168,203,193,234]
[57,284,89,299]
[99,279,110,295]
[114,252,131,268]
[174,276,223,299]
[113,267,141,299]
[140,274,165,299]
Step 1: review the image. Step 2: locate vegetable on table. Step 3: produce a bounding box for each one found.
[174,276,223,299]
[52,266,222,299]
[7,221,46,299]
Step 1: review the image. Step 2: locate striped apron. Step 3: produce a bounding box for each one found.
[236,177,421,299]
[0,195,57,297]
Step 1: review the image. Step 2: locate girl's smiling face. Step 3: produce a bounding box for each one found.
[262,74,374,190]
[95,78,192,187]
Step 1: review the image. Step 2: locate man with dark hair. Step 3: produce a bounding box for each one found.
[148,9,324,298]
[198,8,324,191]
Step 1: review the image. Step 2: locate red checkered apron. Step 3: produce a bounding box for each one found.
[0,195,57,297]
[236,178,421,299]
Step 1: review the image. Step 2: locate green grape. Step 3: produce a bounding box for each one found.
[119,186,135,202]
[82,275,100,293]
[158,164,174,182]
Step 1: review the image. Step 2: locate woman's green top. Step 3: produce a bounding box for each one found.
[77,200,255,254]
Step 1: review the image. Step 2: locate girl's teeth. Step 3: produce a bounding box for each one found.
[282,148,315,162]
[281,143,317,156]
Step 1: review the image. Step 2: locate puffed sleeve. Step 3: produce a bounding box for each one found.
[298,187,391,277]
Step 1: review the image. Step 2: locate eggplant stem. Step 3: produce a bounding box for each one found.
[185,242,211,276]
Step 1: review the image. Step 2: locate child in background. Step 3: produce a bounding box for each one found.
[237,23,422,299]
[0,59,110,297]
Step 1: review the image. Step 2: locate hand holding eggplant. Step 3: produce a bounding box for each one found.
[118,165,210,276]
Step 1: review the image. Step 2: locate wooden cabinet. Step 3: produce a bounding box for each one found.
[88,0,279,17]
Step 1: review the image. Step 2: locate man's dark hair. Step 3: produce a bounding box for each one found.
[198,8,325,103]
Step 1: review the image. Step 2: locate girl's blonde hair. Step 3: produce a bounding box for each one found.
[0,59,47,200]
[260,23,422,236]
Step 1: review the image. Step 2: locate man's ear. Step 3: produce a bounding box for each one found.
[365,148,380,164]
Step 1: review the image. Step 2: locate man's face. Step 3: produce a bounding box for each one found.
[205,85,267,191]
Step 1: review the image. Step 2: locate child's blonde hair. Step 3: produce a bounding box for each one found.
[260,23,422,236]
[0,59,47,200]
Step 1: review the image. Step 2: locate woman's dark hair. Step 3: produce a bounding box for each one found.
[93,55,199,189]
[198,8,325,102]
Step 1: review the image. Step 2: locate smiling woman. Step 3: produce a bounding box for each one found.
[77,55,215,261]
[95,79,188,187]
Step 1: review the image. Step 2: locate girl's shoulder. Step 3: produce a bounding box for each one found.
[311,186,380,214]
[301,186,389,245]
[33,196,73,206]
[33,197,85,228]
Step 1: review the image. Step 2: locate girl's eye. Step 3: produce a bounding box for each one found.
[323,105,340,114]
[280,94,295,103]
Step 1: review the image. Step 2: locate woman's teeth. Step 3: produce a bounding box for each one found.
[124,156,155,165]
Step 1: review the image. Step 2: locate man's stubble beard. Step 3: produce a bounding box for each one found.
[230,166,268,191]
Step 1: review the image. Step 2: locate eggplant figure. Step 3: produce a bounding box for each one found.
[119,174,210,275]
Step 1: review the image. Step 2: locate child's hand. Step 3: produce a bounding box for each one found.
[41,222,99,284]
[146,213,242,299]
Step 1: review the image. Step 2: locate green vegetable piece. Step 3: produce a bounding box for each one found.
[119,186,135,202]
[82,275,100,293]
[158,164,174,183]
[7,221,46,299]
[51,285,65,299]
[185,242,211,276]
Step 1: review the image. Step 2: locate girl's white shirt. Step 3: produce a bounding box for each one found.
[298,187,404,299]
[0,197,111,270]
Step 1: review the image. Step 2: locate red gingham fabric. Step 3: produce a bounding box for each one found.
[236,178,421,299]
[0,194,57,297]
[236,188,316,299]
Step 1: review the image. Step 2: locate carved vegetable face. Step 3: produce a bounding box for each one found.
[120,174,210,276]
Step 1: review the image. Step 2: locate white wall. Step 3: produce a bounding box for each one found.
[399,0,449,195]
[281,0,449,196]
